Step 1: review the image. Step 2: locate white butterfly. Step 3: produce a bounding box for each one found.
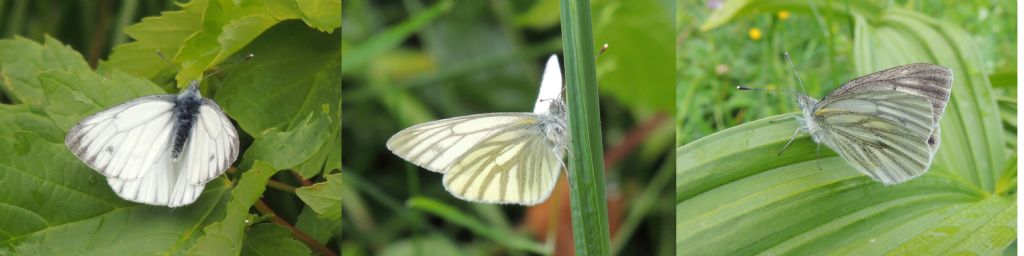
[742,53,952,185]
[386,55,569,205]
[65,80,239,207]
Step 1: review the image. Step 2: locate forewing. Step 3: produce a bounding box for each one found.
[386,113,541,173]
[65,95,177,181]
[814,91,935,185]
[827,63,952,152]
[183,100,240,185]
[442,123,563,205]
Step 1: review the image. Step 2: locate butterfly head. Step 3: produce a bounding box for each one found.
[178,80,202,101]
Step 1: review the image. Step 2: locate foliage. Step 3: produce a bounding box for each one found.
[0,0,340,255]
[676,0,1016,255]
[341,0,674,255]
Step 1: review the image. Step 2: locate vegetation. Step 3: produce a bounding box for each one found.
[677,0,1016,255]
[0,1,341,254]
[341,0,674,255]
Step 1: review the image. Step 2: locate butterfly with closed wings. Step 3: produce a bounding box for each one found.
[739,52,952,185]
[386,55,569,206]
[65,79,239,207]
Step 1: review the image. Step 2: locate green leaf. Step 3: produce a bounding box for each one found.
[560,0,613,254]
[296,172,342,220]
[38,69,166,130]
[215,21,340,136]
[379,234,463,256]
[295,0,342,32]
[0,36,92,107]
[187,161,279,255]
[241,224,312,256]
[295,206,340,244]
[102,4,203,80]
[0,132,231,254]
[240,110,331,171]
[592,0,674,111]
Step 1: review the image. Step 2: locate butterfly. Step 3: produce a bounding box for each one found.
[65,80,239,207]
[386,55,569,205]
[741,52,952,185]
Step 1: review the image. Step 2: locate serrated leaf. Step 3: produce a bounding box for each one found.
[296,172,341,220]
[0,36,92,107]
[102,7,203,80]
[241,224,312,256]
[241,110,331,171]
[188,161,279,255]
[215,21,340,135]
[295,0,342,32]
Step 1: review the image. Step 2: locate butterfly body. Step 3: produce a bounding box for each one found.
[387,55,567,205]
[170,82,202,160]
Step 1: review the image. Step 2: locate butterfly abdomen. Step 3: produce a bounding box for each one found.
[170,84,203,160]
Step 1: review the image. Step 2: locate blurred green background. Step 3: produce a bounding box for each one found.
[676,0,1016,255]
[342,0,674,255]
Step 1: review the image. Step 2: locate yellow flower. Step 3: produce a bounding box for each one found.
[748,28,762,41]
[778,11,790,20]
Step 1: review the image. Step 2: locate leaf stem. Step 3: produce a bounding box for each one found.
[559,0,612,254]
[266,179,297,193]
[254,200,337,256]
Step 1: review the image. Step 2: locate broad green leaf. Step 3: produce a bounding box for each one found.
[592,0,674,111]
[241,224,312,256]
[0,104,64,143]
[295,206,340,244]
[296,172,342,220]
[240,110,331,171]
[295,131,340,178]
[188,161,279,255]
[0,132,231,255]
[216,21,340,136]
[0,36,92,107]
[677,115,1013,255]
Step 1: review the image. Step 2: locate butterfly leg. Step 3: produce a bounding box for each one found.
[777,127,802,155]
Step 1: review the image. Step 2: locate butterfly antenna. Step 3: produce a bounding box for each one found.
[596,43,610,61]
[783,51,807,93]
[155,50,181,73]
[736,85,800,95]
[203,53,255,80]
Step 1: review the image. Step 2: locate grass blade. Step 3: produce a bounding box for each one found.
[559,0,611,254]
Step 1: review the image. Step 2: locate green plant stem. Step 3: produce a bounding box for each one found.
[559,0,611,254]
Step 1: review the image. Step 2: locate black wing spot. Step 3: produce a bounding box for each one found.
[928,136,936,145]
[106,146,114,152]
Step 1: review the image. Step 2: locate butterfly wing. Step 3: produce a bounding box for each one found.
[826,63,952,152]
[387,113,542,173]
[441,115,563,205]
[183,99,240,185]
[813,90,935,185]
[65,95,178,181]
